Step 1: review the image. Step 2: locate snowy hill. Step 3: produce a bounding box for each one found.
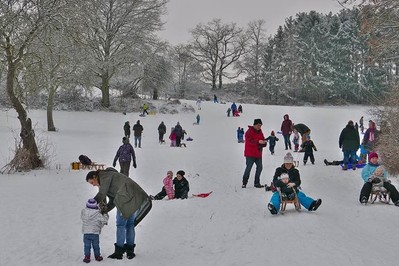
[1,102,398,266]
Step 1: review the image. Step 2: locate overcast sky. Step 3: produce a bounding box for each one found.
[157,0,345,45]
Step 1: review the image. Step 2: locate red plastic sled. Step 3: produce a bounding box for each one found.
[192,191,213,198]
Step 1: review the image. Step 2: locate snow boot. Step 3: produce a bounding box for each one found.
[124,244,136,259]
[108,244,125,260]
[83,255,90,263]
[360,196,368,204]
[309,199,322,211]
[242,184,246,188]
[254,184,264,188]
[268,203,278,215]
[95,255,103,261]
[324,159,329,166]
[352,164,356,170]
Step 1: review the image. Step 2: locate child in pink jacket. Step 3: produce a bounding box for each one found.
[151,171,175,200]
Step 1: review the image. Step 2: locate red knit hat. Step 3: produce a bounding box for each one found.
[368,152,378,161]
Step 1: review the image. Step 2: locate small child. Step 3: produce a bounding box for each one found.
[292,131,300,152]
[367,165,388,188]
[237,127,244,143]
[276,173,296,201]
[265,131,279,155]
[151,171,175,200]
[359,144,367,163]
[301,135,317,165]
[174,170,190,199]
[227,108,231,117]
[169,127,176,147]
[81,199,109,263]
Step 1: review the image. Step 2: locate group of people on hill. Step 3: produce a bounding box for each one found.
[227,102,243,117]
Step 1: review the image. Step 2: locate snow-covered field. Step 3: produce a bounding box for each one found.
[1,101,399,266]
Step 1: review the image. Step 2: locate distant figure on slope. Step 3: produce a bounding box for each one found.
[81,198,109,263]
[359,152,399,205]
[292,131,300,152]
[195,114,200,125]
[281,114,293,150]
[238,104,243,113]
[362,120,379,159]
[142,103,149,115]
[151,170,175,200]
[231,102,237,116]
[213,94,218,103]
[267,152,322,215]
[242,119,266,188]
[265,131,279,155]
[174,122,185,147]
[359,116,364,133]
[132,120,144,148]
[124,121,131,138]
[292,123,311,148]
[169,127,176,147]
[237,127,245,143]
[339,120,360,170]
[113,137,137,177]
[227,108,231,117]
[196,98,202,110]
[158,121,166,144]
[301,135,317,165]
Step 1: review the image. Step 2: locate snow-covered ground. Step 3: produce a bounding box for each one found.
[1,101,399,266]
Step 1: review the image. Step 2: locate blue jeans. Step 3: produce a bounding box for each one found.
[242,157,263,185]
[270,191,315,213]
[134,136,141,148]
[83,233,100,256]
[343,150,356,165]
[116,210,136,247]
[283,135,291,149]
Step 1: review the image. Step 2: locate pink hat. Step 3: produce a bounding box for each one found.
[368,152,378,161]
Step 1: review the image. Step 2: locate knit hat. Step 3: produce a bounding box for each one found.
[253,119,263,125]
[368,152,378,161]
[86,198,98,209]
[280,173,289,180]
[176,170,185,176]
[284,152,294,164]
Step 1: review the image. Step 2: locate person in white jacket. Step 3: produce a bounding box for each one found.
[81,198,109,263]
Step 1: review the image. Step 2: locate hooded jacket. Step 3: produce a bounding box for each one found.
[281,114,293,136]
[81,208,109,234]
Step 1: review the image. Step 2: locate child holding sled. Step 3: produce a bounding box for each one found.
[81,198,109,263]
[151,171,175,200]
[265,131,279,155]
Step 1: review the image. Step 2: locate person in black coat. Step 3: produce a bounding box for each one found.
[132,120,144,148]
[173,170,189,199]
[339,120,360,170]
[174,122,184,147]
[158,121,166,143]
[124,121,131,138]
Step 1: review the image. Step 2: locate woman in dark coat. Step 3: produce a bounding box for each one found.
[339,120,360,170]
[281,114,292,150]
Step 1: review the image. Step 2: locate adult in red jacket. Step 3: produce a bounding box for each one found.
[281,114,293,150]
[242,119,267,188]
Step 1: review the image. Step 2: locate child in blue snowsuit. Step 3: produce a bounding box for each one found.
[265,131,279,155]
[267,153,322,215]
[237,127,244,143]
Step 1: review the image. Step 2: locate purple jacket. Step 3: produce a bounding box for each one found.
[114,143,136,164]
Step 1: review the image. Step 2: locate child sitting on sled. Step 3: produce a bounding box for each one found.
[276,173,296,201]
[151,170,175,200]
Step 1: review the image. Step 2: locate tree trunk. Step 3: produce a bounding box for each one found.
[101,73,110,107]
[218,69,223,89]
[211,65,217,90]
[152,87,158,100]
[47,86,56,131]
[6,62,43,169]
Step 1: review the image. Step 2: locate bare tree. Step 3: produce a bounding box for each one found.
[190,19,246,90]
[237,19,267,92]
[75,0,167,107]
[0,0,69,169]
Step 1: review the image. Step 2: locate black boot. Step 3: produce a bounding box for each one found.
[124,244,136,259]
[108,243,125,260]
